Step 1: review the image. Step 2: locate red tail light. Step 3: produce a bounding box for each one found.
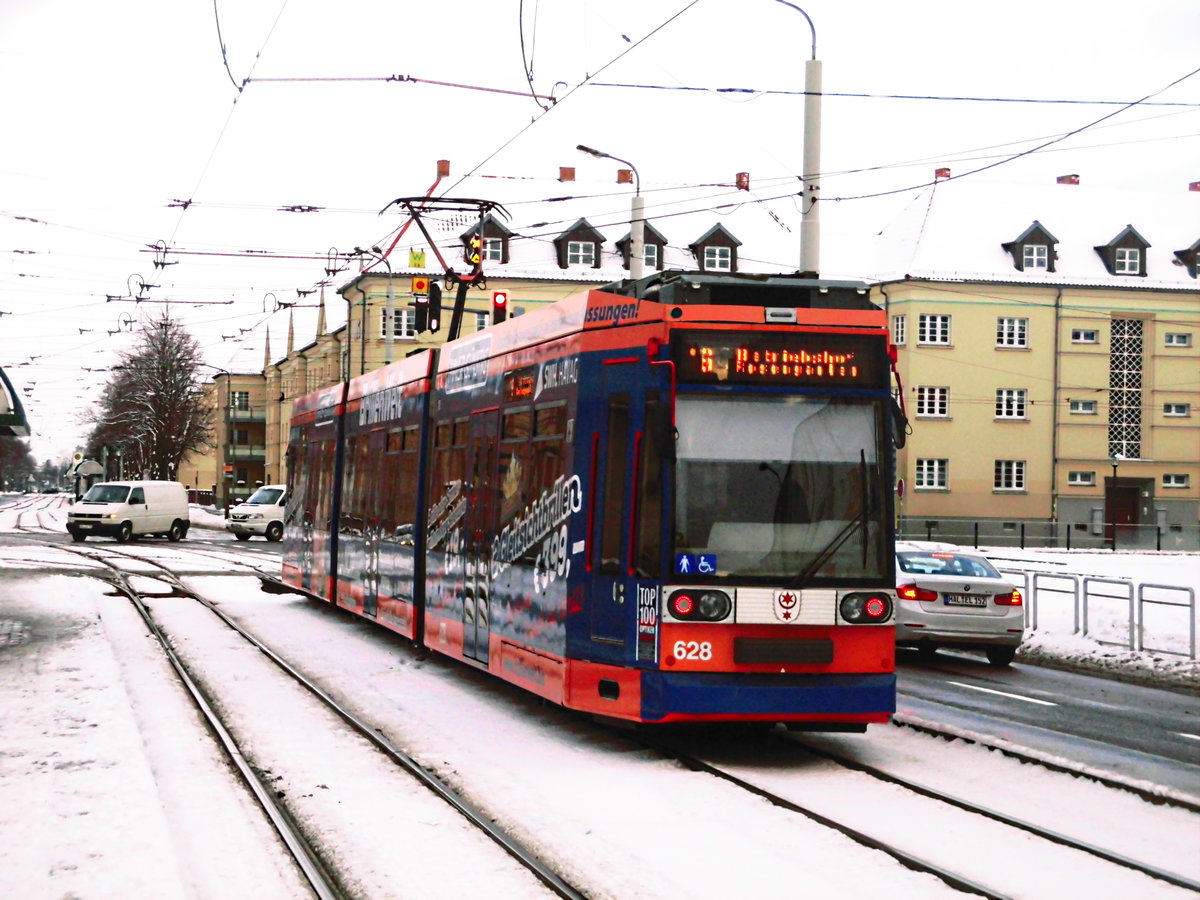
[897,583,938,602]
[994,589,1023,606]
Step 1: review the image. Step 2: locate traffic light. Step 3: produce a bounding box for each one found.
[428,282,441,332]
[414,294,428,333]
[492,290,508,325]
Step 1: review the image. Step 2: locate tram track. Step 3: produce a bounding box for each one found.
[35,539,587,900]
[642,726,1200,899]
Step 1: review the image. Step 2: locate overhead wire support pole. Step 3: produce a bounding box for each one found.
[577,144,643,283]
[773,1,820,276]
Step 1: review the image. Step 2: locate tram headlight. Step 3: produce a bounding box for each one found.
[839,592,893,624]
[667,589,732,622]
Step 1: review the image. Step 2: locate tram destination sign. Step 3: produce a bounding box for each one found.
[672,330,887,388]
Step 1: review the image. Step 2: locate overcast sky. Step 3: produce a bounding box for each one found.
[2,0,1198,462]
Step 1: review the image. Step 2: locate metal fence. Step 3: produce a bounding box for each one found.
[997,568,1197,660]
[899,518,1200,552]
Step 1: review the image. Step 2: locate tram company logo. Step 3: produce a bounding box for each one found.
[773,590,801,622]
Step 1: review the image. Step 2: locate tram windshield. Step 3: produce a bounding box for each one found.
[674,395,890,583]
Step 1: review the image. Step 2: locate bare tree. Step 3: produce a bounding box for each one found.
[85,313,214,480]
[0,436,35,490]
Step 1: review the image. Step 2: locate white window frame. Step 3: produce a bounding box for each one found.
[473,311,489,332]
[995,388,1028,419]
[483,238,503,261]
[996,317,1028,348]
[918,313,951,345]
[1115,247,1140,274]
[380,307,416,339]
[891,314,906,346]
[1162,473,1190,489]
[643,244,659,270]
[1067,471,1095,486]
[914,458,948,490]
[703,246,732,271]
[231,390,250,411]
[1069,400,1098,415]
[1164,332,1192,347]
[916,386,949,418]
[1163,402,1191,417]
[1023,244,1048,269]
[1071,329,1099,344]
[994,459,1026,492]
[567,241,595,266]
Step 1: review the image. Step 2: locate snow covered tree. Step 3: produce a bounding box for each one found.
[85,313,214,480]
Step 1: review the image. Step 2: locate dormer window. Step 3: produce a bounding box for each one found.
[460,214,514,266]
[689,224,742,274]
[705,247,731,271]
[567,241,595,266]
[553,218,605,270]
[1002,221,1057,273]
[1173,239,1200,278]
[1023,245,1048,269]
[616,222,667,272]
[1095,225,1149,277]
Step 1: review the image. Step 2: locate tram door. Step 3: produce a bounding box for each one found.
[591,360,642,647]
[463,410,499,663]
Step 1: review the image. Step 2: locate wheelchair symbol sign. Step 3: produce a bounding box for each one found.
[697,555,717,574]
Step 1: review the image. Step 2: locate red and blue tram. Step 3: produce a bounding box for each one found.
[283,272,900,728]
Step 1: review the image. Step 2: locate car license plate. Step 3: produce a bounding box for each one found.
[944,593,986,607]
[78,523,93,530]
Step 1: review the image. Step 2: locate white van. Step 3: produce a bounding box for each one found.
[66,480,190,543]
[226,483,287,542]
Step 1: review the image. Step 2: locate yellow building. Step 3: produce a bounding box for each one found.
[878,180,1199,549]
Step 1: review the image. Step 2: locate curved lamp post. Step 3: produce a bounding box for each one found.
[774,1,820,275]
[577,144,644,282]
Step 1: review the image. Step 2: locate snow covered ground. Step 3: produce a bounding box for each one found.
[1,495,1197,897]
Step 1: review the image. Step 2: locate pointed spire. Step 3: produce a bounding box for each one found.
[317,286,327,336]
[287,309,295,355]
[263,326,272,370]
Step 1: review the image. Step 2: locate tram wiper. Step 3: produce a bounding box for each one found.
[789,451,872,592]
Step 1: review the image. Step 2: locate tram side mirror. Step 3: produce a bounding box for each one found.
[890,397,908,450]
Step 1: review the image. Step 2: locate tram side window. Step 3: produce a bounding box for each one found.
[395,426,420,541]
[500,409,532,527]
[313,436,336,530]
[599,394,631,574]
[340,435,363,534]
[633,395,666,578]
[378,427,405,538]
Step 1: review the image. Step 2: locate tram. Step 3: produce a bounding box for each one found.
[284,272,901,728]
[0,367,30,437]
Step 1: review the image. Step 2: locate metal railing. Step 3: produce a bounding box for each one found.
[900,518,1200,552]
[997,568,1196,660]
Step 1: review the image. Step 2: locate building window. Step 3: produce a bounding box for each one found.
[1115,247,1141,274]
[703,246,732,271]
[381,308,416,339]
[996,317,1028,348]
[1067,471,1095,487]
[1023,245,1048,269]
[231,391,250,411]
[916,386,949,417]
[483,238,503,261]
[1165,332,1192,347]
[994,460,1026,491]
[915,458,948,489]
[644,244,660,270]
[1164,402,1191,417]
[918,313,951,345]
[1070,400,1098,415]
[1163,473,1190,489]
[891,314,906,345]
[473,312,489,332]
[567,241,595,266]
[1109,318,1143,459]
[233,428,249,445]
[995,388,1028,419]
[1071,329,1099,343]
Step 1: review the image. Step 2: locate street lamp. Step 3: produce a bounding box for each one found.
[773,1,820,275]
[1109,453,1123,552]
[577,144,644,282]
